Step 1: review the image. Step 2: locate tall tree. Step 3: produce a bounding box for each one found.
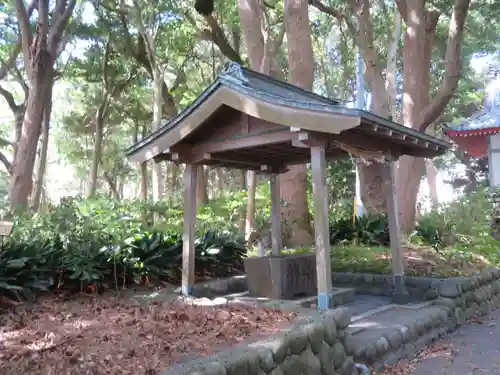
[10,0,77,210]
[281,0,315,247]
[311,0,471,232]
[237,0,285,239]
[396,0,470,232]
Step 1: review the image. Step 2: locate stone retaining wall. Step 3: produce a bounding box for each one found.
[434,268,500,322]
[169,270,500,374]
[331,272,442,301]
[187,272,445,302]
[352,268,500,371]
[351,305,452,371]
[181,275,248,298]
[164,307,358,375]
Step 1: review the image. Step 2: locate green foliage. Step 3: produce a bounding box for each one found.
[329,215,390,247]
[411,188,500,264]
[0,242,55,300]
[0,197,247,300]
[330,246,392,274]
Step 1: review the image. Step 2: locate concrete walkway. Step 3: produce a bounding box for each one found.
[406,308,500,375]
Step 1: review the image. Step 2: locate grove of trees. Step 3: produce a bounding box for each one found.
[1,0,499,244]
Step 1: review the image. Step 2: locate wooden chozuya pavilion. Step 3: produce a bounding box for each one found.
[125,63,451,310]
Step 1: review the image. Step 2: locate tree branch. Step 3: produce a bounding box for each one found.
[192,11,242,63]
[170,51,192,93]
[417,0,471,131]
[48,0,77,58]
[102,37,111,92]
[311,0,388,114]
[10,65,29,100]
[131,0,158,70]
[0,85,20,113]
[0,150,12,174]
[2,0,38,80]
[54,44,76,82]
[0,137,15,148]
[14,0,34,75]
[0,41,21,81]
[395,0,408,23]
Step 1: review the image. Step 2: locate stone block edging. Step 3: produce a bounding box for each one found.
[164,307,358,375]
[352,268,500,371]
[331,272,445,301]
[433,268,500,322]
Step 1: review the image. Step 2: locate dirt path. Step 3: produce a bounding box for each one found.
[406,309,500,375]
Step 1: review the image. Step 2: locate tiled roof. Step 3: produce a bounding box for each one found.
[125,62,450,157]
[447,77,500,133]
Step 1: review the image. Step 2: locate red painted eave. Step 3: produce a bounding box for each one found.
[446,127,500,137]
[446,127,500,158]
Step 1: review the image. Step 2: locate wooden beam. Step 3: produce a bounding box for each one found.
[182,164,197,296]
[385,160,409,304]
[205,150,310,169]
[191,129,299,163]
[297,131,329,147]
[310,145,333,310]
[270,174,282,256]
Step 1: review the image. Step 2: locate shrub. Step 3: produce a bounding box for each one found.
[329,214,390,246]
[0,197,247,300]
[411,188,500,265]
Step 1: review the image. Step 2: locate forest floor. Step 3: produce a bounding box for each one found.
[270,245,491,276]
[0,292,297,375]
[388,244,490,276]
[375,309,500,375]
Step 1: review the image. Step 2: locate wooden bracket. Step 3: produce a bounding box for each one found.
[291,131,328,148]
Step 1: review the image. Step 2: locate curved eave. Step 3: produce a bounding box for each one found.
[126,80,450,164]
[126,85,363,164]
[124,79,223,158]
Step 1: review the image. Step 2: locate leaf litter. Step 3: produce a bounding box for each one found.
[373,342,454,375]
[0,293,297,375]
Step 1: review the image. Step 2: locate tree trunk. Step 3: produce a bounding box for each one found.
[215,167,224,194]
[196,165,208,209]
[151,68,165,202]
[397,1,433,233]
[31,86,52,212]
[356,7,402,215]
[87,96,108,197]
[357,92,391,213]
[238,170,246,234]
[426,161,438,206]
[103,171,120,200]
[134,121,148,201]
[171,164,180,203]
[245,170,257,239]
[11,0,76,211]
[237,0,266,240]
[9,67,52,210]
[279,0,314,247]
[386,11,402,121]
[396,0,470,233]
[140,163,148,200]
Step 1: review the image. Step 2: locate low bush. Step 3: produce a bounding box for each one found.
[329,214,390,246]
[0,197,246,301]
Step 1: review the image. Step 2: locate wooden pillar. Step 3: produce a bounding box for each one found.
[270,173,282,256]
[182,163,198,296]
[311,146,333,310]
[385,159,409,304]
